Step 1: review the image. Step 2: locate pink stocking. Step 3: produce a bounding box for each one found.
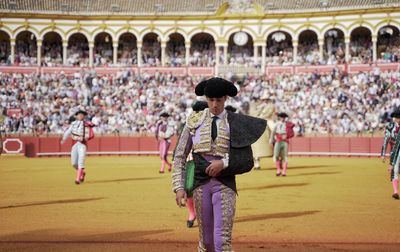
[282,162,288,176]
[75,169,82,183]
[187,197,196,221]
[160,160,165,173]
[276,161,282,175]
[165,159,172,171]
[393,179,399,194]
[79,169,86,182]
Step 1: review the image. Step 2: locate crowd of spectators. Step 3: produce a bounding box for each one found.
[377,35,400,63]
[41,40,63,67]
[1,68,399,137]
[66,40,90,67]
[14,38,37,66]
[189,42,215,67]
[265,39,294,66]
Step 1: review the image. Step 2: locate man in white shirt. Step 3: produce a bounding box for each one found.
[61,110,94,184]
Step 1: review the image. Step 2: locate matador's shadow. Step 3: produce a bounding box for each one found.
[262,165,334,171]
[86,177,162,184]
[0,197,105,210]
[0,228,173,242]
[239,183,309,191]
[236,210,320,223]
[289,171,341,177]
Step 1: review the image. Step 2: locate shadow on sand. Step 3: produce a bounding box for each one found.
[290,171,341,177]
[0,197,105,210]
[239,183,309,192]
[263,165,334,171]
[86,177,162,184]
[236,210,321,223]
[0,228,173,243]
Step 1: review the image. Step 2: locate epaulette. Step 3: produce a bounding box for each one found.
[186,109,207,132]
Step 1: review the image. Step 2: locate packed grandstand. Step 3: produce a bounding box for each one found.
[0,0,399,136]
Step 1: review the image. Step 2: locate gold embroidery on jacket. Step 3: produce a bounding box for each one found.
[187,110,206,135]
[191,109,230,158]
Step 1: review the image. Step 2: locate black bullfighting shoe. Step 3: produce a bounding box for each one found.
[187,218,196,228]
[392,193,399,200]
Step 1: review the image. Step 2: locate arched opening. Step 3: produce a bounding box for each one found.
[166,33,185,67]
[189,33,215,67]
[350,27,372,64]
[266,31,293,65]
[94,32,113,66]
[42,31,62,66]
[298,30,319,65]
[324,28,345,64]
[377,25,400,62]
[67,33,89,67]
[15,31,37,66]
[0,30,10,65]
[142,33,161,67]
[118,33,137,66]
[227,31,254,66]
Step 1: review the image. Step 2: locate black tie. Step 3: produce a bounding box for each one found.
[212,116,218,141]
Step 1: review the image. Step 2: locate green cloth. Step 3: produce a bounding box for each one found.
[184,160,195,197]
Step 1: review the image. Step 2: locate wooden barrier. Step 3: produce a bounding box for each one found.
[1,136,385,157]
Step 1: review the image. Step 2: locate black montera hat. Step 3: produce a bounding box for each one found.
[391,110,400,118]
[75,110,88,116]
[277,112,288,118]
[159,112,170,117]
[195,77,237,98]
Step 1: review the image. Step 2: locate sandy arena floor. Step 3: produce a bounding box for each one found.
[0,156,399,251]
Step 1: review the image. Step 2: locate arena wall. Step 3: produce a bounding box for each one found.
[1,136,384,157]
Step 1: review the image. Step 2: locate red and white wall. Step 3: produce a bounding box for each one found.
[2,136,384,157]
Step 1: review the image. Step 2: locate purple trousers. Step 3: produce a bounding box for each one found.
[193,178,236,252]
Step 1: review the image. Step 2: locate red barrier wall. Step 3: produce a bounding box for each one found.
[288,137,383,156]
[2,136,384,157]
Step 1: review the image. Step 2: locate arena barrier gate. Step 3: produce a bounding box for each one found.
[1,136,385,158]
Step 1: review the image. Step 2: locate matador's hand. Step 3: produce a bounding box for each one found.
[388,165,393,173]
[205,160,224,177]
[175,189,187,208]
